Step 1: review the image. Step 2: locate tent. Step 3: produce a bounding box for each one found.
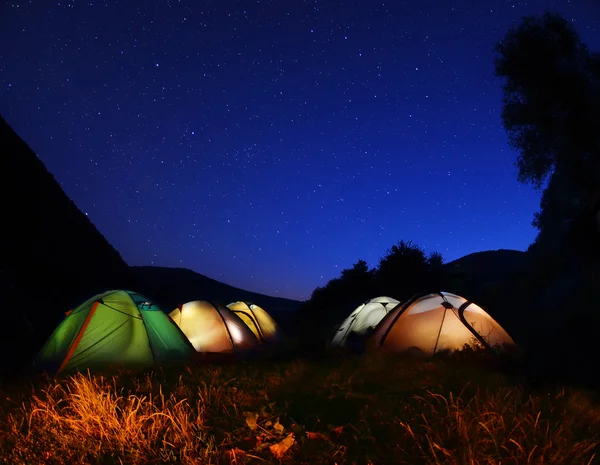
[367,291,516,357]
[226,301,284,344]
[169,300,260,355]
[35,290,195,373]
[330,296,400,348]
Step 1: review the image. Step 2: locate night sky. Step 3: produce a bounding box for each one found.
[1,1,599,301]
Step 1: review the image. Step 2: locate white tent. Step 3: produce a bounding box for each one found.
[367,291,516,357]
[330,296,400,348]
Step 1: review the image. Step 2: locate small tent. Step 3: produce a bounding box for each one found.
[367,291,516,357]
[330,296,400,348]
[169,300,259,355]
[35,290,195,373]
[226,301,283,344]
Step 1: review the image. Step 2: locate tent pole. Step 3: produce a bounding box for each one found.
[432,304,448,356]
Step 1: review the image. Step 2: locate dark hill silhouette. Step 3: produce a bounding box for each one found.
[0,115,128,282]
[439,249,533,341]
[445,246,600,387]
[0,114,132,372]
[128,265,303,325]
[128,266,302,337]
[444,249,530,279]
[0,115,301,372]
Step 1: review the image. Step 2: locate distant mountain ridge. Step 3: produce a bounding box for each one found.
[441,248,532,303]
[444,249,530,278]
[129,265,304,313]
[445,248,528,265]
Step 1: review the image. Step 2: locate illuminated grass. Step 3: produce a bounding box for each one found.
[0,355,598,464]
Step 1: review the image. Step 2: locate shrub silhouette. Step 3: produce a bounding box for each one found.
[296,241,444,351]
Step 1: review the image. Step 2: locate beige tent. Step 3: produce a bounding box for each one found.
[169,301,259,354]
[330,296,399,348]
[226,301,283,344]
[367,291,516,357]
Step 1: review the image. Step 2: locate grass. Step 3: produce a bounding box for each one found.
[0,354,599,464]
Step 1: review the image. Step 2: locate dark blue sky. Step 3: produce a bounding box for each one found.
[1,1,599,300]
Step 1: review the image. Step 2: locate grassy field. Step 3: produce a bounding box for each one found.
[0,354,599,465]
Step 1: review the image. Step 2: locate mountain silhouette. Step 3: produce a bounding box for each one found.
[0,115,302,372]
[128,266,303,335]
[129,265,302,311]
[443,249,530,281]
[439,249,533,340]
[2,114,549,374]
[0,114,132,371]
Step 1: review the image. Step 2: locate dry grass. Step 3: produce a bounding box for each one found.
[0,355,599,464]
[3,372,213,464]
[399,388,599,464]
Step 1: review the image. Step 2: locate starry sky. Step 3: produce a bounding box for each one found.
[1,1,599,301]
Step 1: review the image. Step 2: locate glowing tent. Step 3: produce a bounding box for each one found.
[169,300,260,355]
[226,301,283,344]
[330,296,400,348]
[35,290,195,373]
[367,291,516,357]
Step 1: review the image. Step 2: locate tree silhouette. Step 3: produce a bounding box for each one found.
[375,240,430,298]
[340,259,369,278]
[296,259,376,348]
[427,251,444,270]
[494,11,599,190]
[426,251,445,289]
[340,259,373,290]
[494,12,600,251]
[310,259,374,310]
[527,169,592,253]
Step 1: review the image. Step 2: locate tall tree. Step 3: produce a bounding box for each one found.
[494,12,600,194]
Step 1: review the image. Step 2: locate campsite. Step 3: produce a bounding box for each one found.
[2,3,600,464]
[2,109,600,463]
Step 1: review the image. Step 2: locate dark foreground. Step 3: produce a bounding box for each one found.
[0,353,598,465]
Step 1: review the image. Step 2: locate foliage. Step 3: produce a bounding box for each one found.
[339,258,370,281]
[298,241,444,348]
[427,251,444,270]
[297,259,376,348]
[529,170,581,253]
[375,241,445,296]
[309,259,374,306]
[494,11,600,190]
[1,357,599,464]
[375,240,428,293]
[494,11,600,258]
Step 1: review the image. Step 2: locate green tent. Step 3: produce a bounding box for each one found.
[36,290,195,373]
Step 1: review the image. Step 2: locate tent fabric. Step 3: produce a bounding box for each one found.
[35,290,194,373]
[367,291,516,357]
[330,296,400,348]
[169,301,260,354]
[226,301,283,344]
